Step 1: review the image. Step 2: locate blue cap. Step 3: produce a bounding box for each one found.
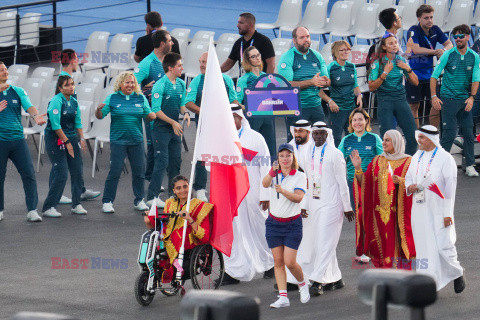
[278,143,294,153]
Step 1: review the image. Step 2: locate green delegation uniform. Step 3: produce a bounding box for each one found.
[147,76,186,200]
[100,91,152,205]
[185,73,237,191]
[42,93,84,211]
[278,47,329,141]
[327,60,359,147]
[368,54,417,155]
[431,47,480,166]
[0,85,39,212]
[236,71,277,161]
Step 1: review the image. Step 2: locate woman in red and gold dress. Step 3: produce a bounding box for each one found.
[350,130,416,269]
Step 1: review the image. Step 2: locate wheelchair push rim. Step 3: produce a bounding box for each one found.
[189,244,225,290]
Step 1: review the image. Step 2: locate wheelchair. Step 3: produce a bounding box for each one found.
[134,213,225,306]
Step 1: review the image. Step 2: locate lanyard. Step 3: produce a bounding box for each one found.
[311,143,327,176]
[416,147,438,178]
[238,126,244,138]
[240,38,254,63]
[423,35,434,50]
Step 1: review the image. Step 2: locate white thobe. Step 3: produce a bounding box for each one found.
[223,127,274,280]
[289,138,313,172]
[405,147,463,291]
[287,143,352,284]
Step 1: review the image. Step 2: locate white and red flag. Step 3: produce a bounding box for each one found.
[193,41,250,256]
[422,176,445,199]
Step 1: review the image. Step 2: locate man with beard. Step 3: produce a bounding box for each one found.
[220,105,274,285]
[288,119,312,171]
[405,125,465,293]
[278,27,330,141]
[221,12,275,74]
[287,122,353,296]
[430,24,480,177]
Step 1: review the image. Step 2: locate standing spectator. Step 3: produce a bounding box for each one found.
[378,8,404,54]
[407,5,452,128]
[133,11,179,63]
[57,48,101,204]
[430,24,479,177]
[147,53,190,207]
[221,12,275,74]
[185,51,238,201]
[368,33,418,155]
[135,30,173,183]
[236,46,276,160]
[0,61,46,222]
[95,71,155,213]
[278,27,330,141]
[320,41,363,146]
[42,76,87,217]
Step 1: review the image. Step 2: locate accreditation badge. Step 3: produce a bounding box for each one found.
[312,176,322,200]
[415,188,425,204]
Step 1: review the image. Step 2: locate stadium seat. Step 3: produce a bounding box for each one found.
[216,43,238,79]
[310,40,320,51]
[328,1,355,43]
[78,100,93,133]
[81,31,110,75]
[84,72,107,89]
[86,114,111,177]
[171,28,191,42]
[444,0,474,34]
[350,45,370,93]
[299,0,329,41]
[191,30,215,43]
[352,3,382,45]
[271,38,293,52]
[0,9,16,46]
[217,33,241,45]
[183,41,210,82]
[105,33,134,79]
[371,0,396,12]
[319,42,334,65]
[23,78,45,109]
[6,75,19,86]
[7,64,29,87]
[72,71,83,85]
[256,0,303,37]
[177,38,188,56]
[398,0,424,31]
[426,0,448,28]
[76,83,99,119]
[472,1,480,28]
[31,67,55,99]
[349,0,369,25]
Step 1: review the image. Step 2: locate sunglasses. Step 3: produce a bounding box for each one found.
[453,34,465,39]
[382,32,395,39]
[249,53,261,59]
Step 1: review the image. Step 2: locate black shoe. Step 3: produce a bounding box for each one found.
[263,267,275,279]
[274,282,299,291]
[309,281,324,296]
[323,279,345,291]
[454,270,466,294]
[217,273,240,286]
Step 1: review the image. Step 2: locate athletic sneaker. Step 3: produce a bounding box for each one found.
[270,296,290,308]
[71,204,87,215]
[134,200,149,211]
[454,136,464,148]
[26,210,42,222]
[0,211,3,221]
[196,189,208,202]
[80,189,101,200]
[299,283,310,303]
[102,202,115,213]
[43,207,62,218]
[146,198,165,208]
[466,165,479,177]
[59,195,72,204]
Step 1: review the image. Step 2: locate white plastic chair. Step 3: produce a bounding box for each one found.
[177,38,187,56]
[350,44,370,93]
[328,1,355,42]
[72,71,83,85]
[183,41,210,81]
[371,0,396,12]
[31,67,55,100]
[0,9,16,45]
[7,64,29,87]
[217,33,241,45]
[170,28,191,42]
[444,0,474,33]
[319,42,334,65]
[426,0,449,28]
[256,0,304,37]
[0,13,41,63]
[398,0,424,31]
[472,1,480,27]
[86,114,111,177]
[300,0,329,40]
[272,38,293,52]
[6,75,19,86]
[81,31,110,75]
[191,30,215,43]
[76,83,99,111]
[310,40,320,51]
[349,0,369,24]
[106,33,134,79]
[22,78,44,109]
[216,43,239,80]
[83,72,106,89]
[353,3,381,44]
[77,100,93,133]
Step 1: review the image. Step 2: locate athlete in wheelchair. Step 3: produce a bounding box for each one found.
[135,175,225,306]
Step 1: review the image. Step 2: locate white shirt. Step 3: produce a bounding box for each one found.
[269,170,307,218]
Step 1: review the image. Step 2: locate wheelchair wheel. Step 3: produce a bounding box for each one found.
[135,271,155,306]
[190,244,224,290]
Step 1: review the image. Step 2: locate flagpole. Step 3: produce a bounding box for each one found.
[174,39,214,284]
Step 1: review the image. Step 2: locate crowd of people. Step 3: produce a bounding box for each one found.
[0,5,475,309]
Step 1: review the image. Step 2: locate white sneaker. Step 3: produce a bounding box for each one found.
[270,296,290,308]
[134,200,149,211]
[299,284,310,303]
[43,207,62,218]
[454,136,464,148]
[71,204,87,215]
[26,209,42,222]
[59,195,72,204]
[466,165,479,177]
[0,211,3,221]
[146,198,165,208]
[196,189,208,202]
[80,189,101,200]
[102,202,115,213]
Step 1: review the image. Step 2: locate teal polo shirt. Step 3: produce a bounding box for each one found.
[186,73,237,106]
[327,60,358,110]
[235,71,266,104]
[431,47,480,99]
[134,51,165,88]
[0,85,33,141]
[277,47,329,109]
[369,54,410,99]
[46,92,82,139]
[151,76,186,128]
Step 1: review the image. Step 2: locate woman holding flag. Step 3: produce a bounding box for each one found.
[350,129,416,269]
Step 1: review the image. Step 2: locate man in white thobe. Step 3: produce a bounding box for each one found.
[288,119,313,172]
[405,125,465,293]
[287,122,353,296]
[220,105,274,285]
